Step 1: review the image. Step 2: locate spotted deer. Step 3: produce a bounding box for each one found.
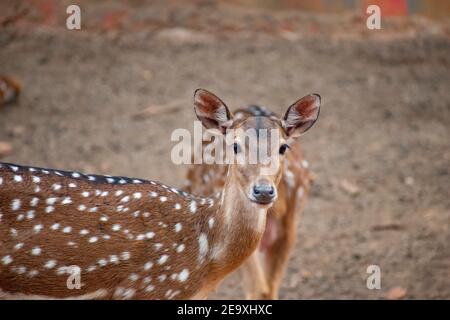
[186,93,318,299]
[0,89,320,300]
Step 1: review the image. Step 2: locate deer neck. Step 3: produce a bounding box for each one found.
[205,169,268,274]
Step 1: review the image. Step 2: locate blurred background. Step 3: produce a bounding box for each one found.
[0,0,449,299]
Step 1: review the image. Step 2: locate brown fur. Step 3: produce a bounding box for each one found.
[0,163,267,299]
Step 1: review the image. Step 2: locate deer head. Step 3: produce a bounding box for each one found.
[193,88,320,208]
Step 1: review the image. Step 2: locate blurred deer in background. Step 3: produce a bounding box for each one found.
[0,89,319,299]
[0,76,21,107]
[186,91,319,299]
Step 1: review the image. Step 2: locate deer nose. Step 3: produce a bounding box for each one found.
[252,183,276,204]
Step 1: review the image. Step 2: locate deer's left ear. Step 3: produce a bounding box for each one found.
[194,89,233,134]
[282,94,321,138]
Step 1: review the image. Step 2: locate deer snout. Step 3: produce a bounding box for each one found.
[251,182,276,205]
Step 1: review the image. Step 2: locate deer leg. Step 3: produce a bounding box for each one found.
[239,251,270,300]
[264,211,298,300]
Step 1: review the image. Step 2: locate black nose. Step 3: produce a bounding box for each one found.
[252,184,276,204]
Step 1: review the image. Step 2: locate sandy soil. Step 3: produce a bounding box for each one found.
[0,1,449,299]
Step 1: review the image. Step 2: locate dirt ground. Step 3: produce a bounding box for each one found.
[0,1,449,299]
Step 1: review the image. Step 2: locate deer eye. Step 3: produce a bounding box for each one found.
[233,143,241,154]
[279,144,290,155]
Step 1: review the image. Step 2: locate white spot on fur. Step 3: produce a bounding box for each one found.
[178,269,189,282]
[31,247,42,255]
[189,200,197,213]
[30,197,39,207]
[26,210,35,220]
[129,273,139,282]
[11,199,21,211]
[45,260,57,269]
[2,255,13,265]
[133,192,142,199]
[120,252,130,260]
[28,270,39,277]
[158,255,168,265]
[61,197,72,205]
[158,275,167,282]
[176,244,185,253]
[208,217,215,229]
[87,265,96,272]
[302,159,309,168]
[98,259,107,267]
[46,197,57,205]
[198,233,208,262]
[51,223,60,230]
[62,226,72,233]
[144,262,153,271]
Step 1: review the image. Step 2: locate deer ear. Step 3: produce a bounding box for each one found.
[194,89,233,134]
[282,94,321,138]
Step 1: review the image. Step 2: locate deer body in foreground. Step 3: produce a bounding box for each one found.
[186,106,313,299]
[0,89,320,299]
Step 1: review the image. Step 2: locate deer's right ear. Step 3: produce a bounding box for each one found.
[194,89,233,134]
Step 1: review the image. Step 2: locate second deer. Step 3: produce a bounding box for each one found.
[0,89,319,299]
